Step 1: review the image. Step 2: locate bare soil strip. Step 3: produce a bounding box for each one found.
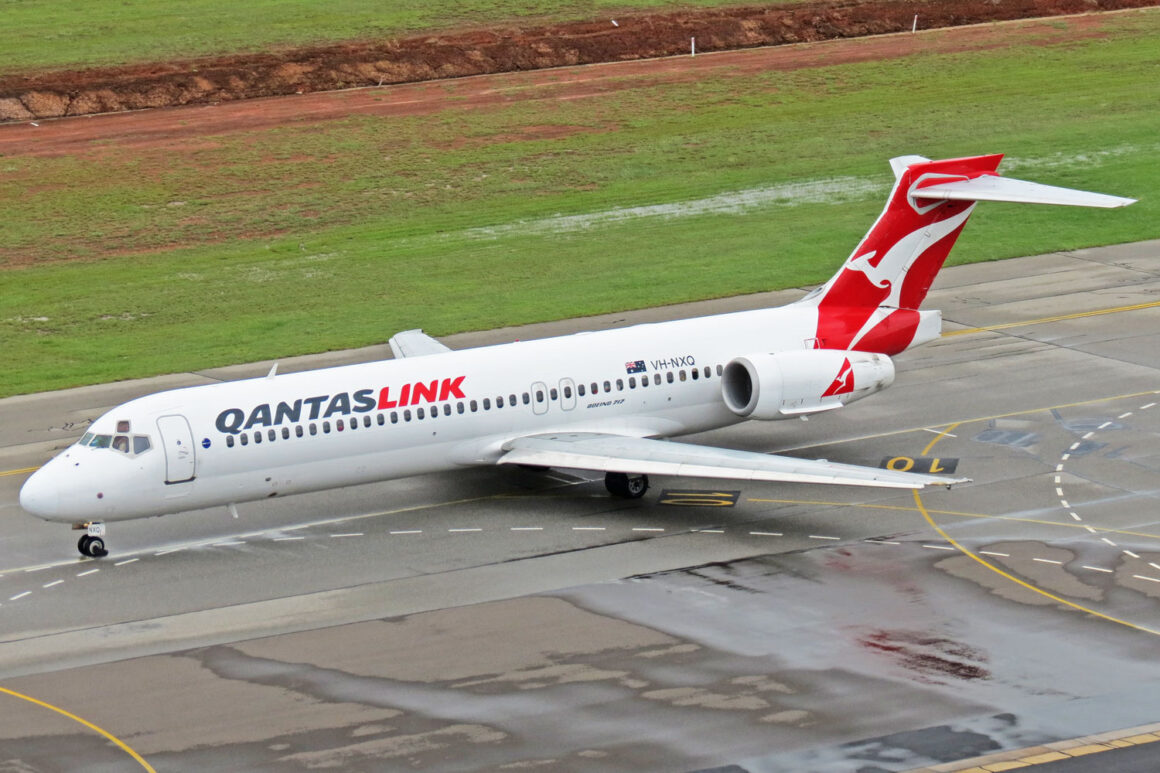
[2,0,1156,122]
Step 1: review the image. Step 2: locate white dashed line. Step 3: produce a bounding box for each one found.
[1060,500,1070,509]
[698,529,725,534]
[1124,550,1140,559]
[1141,402,1156,410]
[42,579,64,588]
[1099,421,1114,429]
[1118,412,1133,419]
[633,527,666,532]
[330,533,363,538]
[448,528,482,533]
[1069,512,1082,521]
[1055,487,1064,496]
[273,536,304,541]
[1083,565,1113,573]
[809,535,840,540]
[114,558,138,566]
[1061,453,1070,461]
[572,527,606,531]
[1132,575,1160,583]
[750,531,782,537]
[9,592,31,601]
[155,547,185,555]
[922,544,955,551]
[1084,525,1097,533]
[23,566,49,574]
[1033,557,1064,565]
[76,568,99,577]
[979,550,1010,557]
[1101,537,1117,547]
[872,540,901,545]
[390,530,422,535]
[1070,442,1082,451]
[511,527,544,531]
[1082,432,1095,440]
[1150,563,1160,572]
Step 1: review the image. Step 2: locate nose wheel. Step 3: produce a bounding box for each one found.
[75,522,109,558]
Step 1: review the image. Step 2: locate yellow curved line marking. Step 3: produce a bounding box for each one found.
[912,490,1160,636]
[944,299,1160,337]
[0,686,157,772]
[0,465,38,478]
[921,422,960,456]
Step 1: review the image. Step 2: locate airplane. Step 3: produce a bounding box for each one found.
[19,153,1135,558]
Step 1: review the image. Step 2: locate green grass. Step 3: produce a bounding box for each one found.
[0,0,806,73]
[2,10,1159,396]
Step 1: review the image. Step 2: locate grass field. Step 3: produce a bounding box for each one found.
[0,0,801,72]
[2,11,1159,396]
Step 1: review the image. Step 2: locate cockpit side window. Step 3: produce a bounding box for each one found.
[112,435,130,453]
[90,434,113,448]
[132,436,152,454]
[79,432,94,446]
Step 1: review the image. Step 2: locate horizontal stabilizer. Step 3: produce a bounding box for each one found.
[500,433,968,490]
[914,174,1136,208]
[388,329,452,359]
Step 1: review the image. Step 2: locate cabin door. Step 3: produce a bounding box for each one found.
[157,414,197,484]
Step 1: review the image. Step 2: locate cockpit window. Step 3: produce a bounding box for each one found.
[90,434,113,448]
[79,432,94,446]
[132,436,151,454]
[117,419,131,433]
[112,435,130,453]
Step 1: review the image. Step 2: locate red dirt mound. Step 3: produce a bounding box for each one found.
[1,0,1156,122]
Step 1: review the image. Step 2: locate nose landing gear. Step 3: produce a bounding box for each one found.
[74,522,109,558]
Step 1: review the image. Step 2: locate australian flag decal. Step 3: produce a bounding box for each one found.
[626,360,647,374]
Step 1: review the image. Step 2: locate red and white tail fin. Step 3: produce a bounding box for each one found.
[806,154,1134,355]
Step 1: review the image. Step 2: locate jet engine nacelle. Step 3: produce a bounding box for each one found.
[721,350,895,420]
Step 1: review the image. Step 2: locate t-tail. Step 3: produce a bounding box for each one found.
[804,153,1135,355]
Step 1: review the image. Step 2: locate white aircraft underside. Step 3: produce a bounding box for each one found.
[19,153,1135,557]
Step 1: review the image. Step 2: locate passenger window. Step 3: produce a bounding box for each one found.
[628,377,636,389]
[131,435,150,454]
[226,435,235,448]
[704,366,711,378]
[112,436,130,453]
[535,391,544,403]
[509,394,517,406]
[322,421,330,433]
[522,393,530,405]
[254,431,262,444]
[654,373,662,385]
[457,402,465,414]
[666,372,674,384]
[578,384,586,397]
[417,407,425,420]
[497,395,505,408]
[282,427,290,439]
[268,429,276,441]
[443,404,451,416]
[364,415,372,427]
[391,412,399,424]
[470,400,478,412]
[616,379,624,391]
[640,377,648,388]
[296,426,304,437]
[310,423,317,436]
[404,409,412,421]
[691,368,699,380]
[603,381,611,393]
[483,398,491,410]
[337,419,344,431]
[590,382,598,395]
[376,414,384,426]
[679,370,687,381]
[716,364,723,376]
[240,434,249,446]
[563,386,572,398]
[548,388,556,401]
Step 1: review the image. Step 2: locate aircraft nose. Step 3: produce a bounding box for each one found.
[19,467,61,520]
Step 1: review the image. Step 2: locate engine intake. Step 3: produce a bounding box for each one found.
[721,350,894,420]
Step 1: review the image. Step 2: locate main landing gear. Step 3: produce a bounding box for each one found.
[605,472,649,499]
[74,522,109,558]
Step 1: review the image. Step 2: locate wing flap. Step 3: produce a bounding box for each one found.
[388,329,452,359]
[500,433,967,490]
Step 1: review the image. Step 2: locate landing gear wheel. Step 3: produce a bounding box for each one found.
[77,534,109,558]
[605,472,649,499]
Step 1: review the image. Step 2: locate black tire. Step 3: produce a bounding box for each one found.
[77,534,92,556]
[605,472,649,499]
[88,537,108,558]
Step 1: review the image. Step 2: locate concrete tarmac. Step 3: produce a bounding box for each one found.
[1,241,1160,771]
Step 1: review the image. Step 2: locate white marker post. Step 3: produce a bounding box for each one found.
[691,36,696,56]
[912,14,918,33]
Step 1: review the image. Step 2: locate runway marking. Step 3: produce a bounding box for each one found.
[0,465,38,477]
[633,527,665,532]
[1033,558,1064,565]
[750,531,781,537]
[572,526,606,531]
[76,568,99,577]
[1125,550,1140,559]
[390,529,422,534]
[923,544,955,551]
[448,528,482,533]
[1133,575,1160,584]
[9,591,30,601]
[0,686,157,772]
[114,558,138,566]
[273,536,304,541]
[808,534,840,540]
[511,526,544,531]
[921,423,961,456]
[42,579,63,588]
[330,532,363,538]
[979,551,1009,557]
[943,298,1160,337]
[697,529,725,534]
[1084,565,1113,573]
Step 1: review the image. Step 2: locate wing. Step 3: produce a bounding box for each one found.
[388,329,452,359]
[499,433,967,489]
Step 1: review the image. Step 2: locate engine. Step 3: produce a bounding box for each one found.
[721,349,894,420]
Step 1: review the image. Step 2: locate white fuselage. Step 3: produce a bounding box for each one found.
[27,303,821,524]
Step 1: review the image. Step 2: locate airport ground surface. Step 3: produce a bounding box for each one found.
[2,243,1160,771]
